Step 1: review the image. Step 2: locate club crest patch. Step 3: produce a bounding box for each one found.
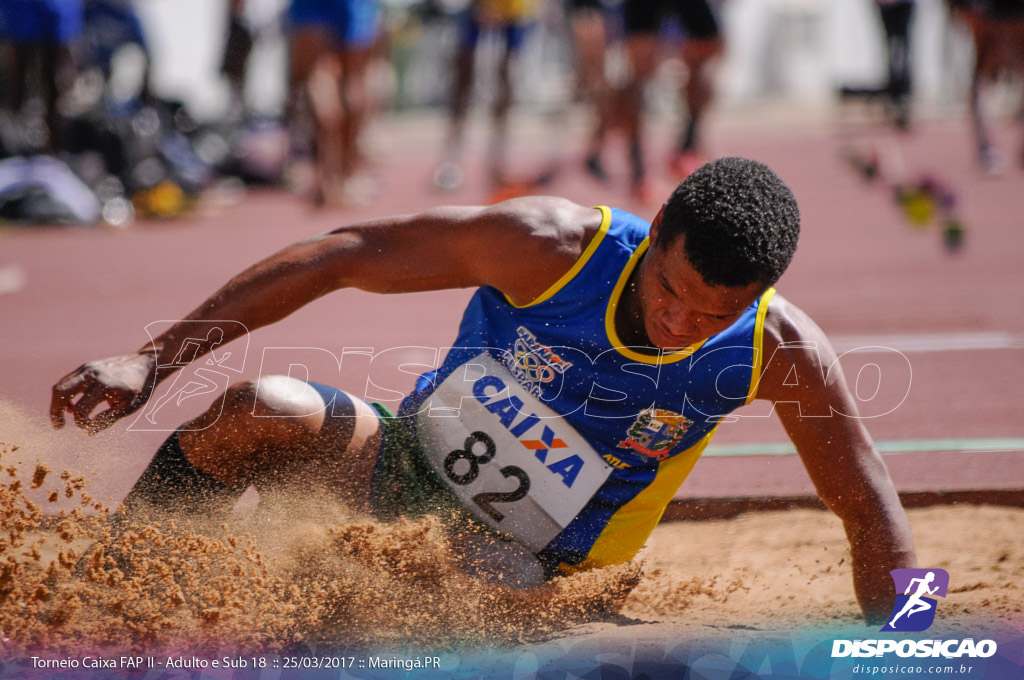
[617,408,693,460]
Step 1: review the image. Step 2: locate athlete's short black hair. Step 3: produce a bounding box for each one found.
[656,157,800,288]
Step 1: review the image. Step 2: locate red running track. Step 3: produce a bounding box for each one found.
[1,109,1022,509]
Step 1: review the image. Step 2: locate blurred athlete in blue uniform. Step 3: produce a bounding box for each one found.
[621,0,723,199]
[285,0,380,204]
[434,0,540,191]
[52,157,916,623]
[0,0,83,152]
[949,0,1024,172]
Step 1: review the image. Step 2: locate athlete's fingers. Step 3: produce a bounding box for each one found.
[85,407,125,435]
[70,386,111,431]
[50,388,69,429]
[50,368,91,428]
[87,396,145,435]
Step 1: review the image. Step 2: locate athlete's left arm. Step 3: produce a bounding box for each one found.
[753,294,917,625]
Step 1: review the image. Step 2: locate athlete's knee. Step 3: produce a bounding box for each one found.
[222,376,327,435]
[682,37,723,65]
[340,76,370,114]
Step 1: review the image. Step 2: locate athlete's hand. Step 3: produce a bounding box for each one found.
[50,351,159,434]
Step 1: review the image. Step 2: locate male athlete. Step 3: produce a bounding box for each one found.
[50,157,916,625]
[285,0,381,204]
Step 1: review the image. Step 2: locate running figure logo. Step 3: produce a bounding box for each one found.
[881,568,949,632]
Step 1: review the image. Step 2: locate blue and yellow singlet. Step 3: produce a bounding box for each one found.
[398,206,775,573]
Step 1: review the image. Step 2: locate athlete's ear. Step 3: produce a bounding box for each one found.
[650,204,667,246]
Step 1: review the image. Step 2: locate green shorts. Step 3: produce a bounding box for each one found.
[370,404,553,581]
[370,403,473,525]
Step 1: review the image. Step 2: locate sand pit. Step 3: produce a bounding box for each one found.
[2,454,1020,657]
[1,396,1021,669]
[0,439,643,657]
[626,505,1024,637]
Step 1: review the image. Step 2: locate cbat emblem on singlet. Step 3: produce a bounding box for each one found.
[511,326,573,384]
[617,408,694,461]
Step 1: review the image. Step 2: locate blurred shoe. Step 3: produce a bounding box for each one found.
[284,159,315,194]
[941,218,965,253]
[488,177,532,204]
[582,154,608,183]
[338,173,379,207]
[432,161,464,191]
[667,150,707,182]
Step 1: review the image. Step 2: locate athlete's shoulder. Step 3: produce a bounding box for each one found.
[491,194,601,231]
[760,293,831,348]
[471,197,607,304]
[484,195,606,261]
[755,292,838,401]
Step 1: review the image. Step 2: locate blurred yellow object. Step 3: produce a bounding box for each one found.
[901,191,935,228]
[476,0,538,22]
[134,180,187,219]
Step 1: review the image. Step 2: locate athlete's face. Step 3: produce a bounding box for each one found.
[636,217,765,350]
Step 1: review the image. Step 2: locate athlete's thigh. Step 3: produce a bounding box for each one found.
[287,0,336,85]
[626,32,658,81]
[337,42,375,83]
[289,27,332,86]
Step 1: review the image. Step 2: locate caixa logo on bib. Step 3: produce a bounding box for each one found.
[882,568,949,632]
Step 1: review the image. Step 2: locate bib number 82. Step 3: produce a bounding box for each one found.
[443,431,531,522]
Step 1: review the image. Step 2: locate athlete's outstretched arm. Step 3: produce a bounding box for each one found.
[754,295,916,625]
[50,197,601,432]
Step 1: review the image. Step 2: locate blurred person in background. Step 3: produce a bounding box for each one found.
[620,0,723,201]
[875,0,915,129]
[222,0,254,117]
[565,0,620,183]
[286,0,382,205]
[433,0,541,192]
[0,0,84,154]
[948,0,1024,173]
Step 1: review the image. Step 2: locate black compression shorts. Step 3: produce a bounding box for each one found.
[567,0,606,11]
[623,0,720,40]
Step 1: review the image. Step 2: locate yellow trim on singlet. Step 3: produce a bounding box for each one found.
[745,287,777,405]
[504,206,611,309]
[558,425,720,573]
[604,237,706,365]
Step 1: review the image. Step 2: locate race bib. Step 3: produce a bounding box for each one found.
[416,354,612,552]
